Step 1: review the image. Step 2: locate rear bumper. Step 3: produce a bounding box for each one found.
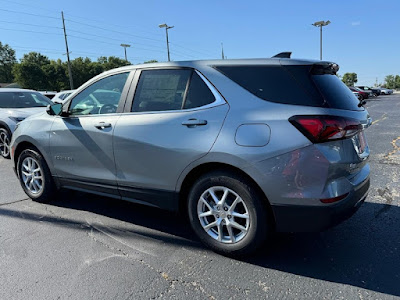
[272,177,370,232]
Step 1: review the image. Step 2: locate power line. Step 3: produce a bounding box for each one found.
[66,19,165,43]
[0,27,63,36]
[0,20,62,29]
[0,8,59,20]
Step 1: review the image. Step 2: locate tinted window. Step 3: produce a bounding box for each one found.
[313,75,363,111]
[132,69,191,112]
[215,65,324,107]
[183,72,215,109]
[0,92,51,108]
[215,65,363,111]
[69,72,129,115]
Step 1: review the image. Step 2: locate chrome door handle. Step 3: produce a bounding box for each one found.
[94,122,112,129]
[181,119,208,127]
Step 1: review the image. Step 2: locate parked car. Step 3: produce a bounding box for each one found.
[378,87,393,95]
[0,89,52,158]
[348,86,369,100]
[38,91,57,99]
[356,86,381,97]
[10,56,371,256]
[352,91,363,101]
[52,90,76,104]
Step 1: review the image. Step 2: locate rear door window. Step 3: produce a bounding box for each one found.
[131,69,215,112]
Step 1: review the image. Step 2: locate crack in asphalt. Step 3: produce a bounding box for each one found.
[375,187,395,218]
[85,222,216,300]
[0,198,30,207]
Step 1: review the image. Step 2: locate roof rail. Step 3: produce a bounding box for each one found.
[272,52,292,58]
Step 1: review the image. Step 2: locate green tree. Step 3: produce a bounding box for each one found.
[12,52,52,89]
[98,56,130,70]
[42,59,69,91]
[342,73,358,86]
[384,75,396,89]
[143,59,158,64]
[0,42,17,83]
[395,75,400,89]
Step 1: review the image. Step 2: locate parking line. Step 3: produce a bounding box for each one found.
[372,113,387,125]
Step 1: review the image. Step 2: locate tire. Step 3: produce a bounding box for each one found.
[17,148,56,203]
[0,128,11,159]
[188,170,270,256]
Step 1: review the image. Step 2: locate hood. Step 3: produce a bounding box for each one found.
[2,107,48,119]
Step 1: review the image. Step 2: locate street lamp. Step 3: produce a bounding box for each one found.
[159,23,174,61]
[120,44,131,62]
[312,20,331,60]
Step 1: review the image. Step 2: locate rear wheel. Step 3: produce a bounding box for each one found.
[17,148,56,203]
[188,170,270,256]
[0,128,11,159]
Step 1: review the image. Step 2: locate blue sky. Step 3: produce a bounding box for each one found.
[0,0,398,86]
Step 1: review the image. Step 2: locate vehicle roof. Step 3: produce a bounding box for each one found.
[101,57,336,76]
[0,88,38,93]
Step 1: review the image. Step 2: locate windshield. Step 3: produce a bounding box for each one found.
[0,91,52,108]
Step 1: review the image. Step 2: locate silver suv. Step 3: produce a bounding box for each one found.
[10,55,371,256]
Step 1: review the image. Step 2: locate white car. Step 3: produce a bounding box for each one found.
[52,90,76,104]
[379,88,393,95]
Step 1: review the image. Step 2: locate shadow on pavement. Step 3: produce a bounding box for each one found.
[2,191,399,297]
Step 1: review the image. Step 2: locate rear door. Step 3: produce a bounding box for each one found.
[113,68,229,207]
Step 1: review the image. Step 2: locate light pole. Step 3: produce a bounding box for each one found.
[120,44,131,62]
[312,20,330,60]
[159,23,174,61]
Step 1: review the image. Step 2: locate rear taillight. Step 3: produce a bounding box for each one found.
[289,115,362,143]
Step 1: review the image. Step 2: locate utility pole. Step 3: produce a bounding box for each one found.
[312,20,331,60]
[120,44,131,62]
[61,11,74,89]
[159,23,174,61]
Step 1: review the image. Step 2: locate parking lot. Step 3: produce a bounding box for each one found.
[0,94,399,299]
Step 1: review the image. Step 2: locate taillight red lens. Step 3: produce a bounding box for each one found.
[289,115,362,143]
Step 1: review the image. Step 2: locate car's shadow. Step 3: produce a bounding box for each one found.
[41,191,400,297]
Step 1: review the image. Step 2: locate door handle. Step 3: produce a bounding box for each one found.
[94,122,112,129]
[181,119,208,127]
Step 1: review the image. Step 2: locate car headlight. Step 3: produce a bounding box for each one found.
[9,116,26,123]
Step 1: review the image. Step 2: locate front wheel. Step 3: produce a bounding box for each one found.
[17,148,56,203]
[0,128,11,158]
[188,171,270,256]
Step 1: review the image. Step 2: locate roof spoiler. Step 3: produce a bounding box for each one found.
[272,52,292,58]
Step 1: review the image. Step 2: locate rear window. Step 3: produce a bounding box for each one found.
[312,75,362,111]
[214,65,363,111]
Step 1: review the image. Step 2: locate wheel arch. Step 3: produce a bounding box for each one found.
[0,121,12,135]
[178,162,276,227]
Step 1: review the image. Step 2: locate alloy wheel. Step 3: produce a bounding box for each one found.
[21,157,44,194]
[197,186,250,244]
[0,130,10,157]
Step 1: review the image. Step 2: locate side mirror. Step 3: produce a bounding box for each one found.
[46,103,63,116]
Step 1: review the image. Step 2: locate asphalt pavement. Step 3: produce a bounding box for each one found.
[0,94,399,299]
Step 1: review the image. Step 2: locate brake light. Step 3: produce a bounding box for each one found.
[320,193,349,203]
[289,115,362,143]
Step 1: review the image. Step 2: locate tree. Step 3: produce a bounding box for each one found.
[144,60,158,64]
[42,59,69,91]
[98,56,130,71]
[0,42,17,83]
[384,75,396,89]
[395,75,400,89]
[342,73,358,86]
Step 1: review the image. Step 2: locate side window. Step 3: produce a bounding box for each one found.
[69,72,129,115]
[131,69,216,112]
[132,69,191,112]
[183,72,215,109]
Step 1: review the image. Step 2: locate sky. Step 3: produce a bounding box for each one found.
[0,0,399,86]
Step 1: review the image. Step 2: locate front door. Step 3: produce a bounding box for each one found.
[49,71,131,195]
